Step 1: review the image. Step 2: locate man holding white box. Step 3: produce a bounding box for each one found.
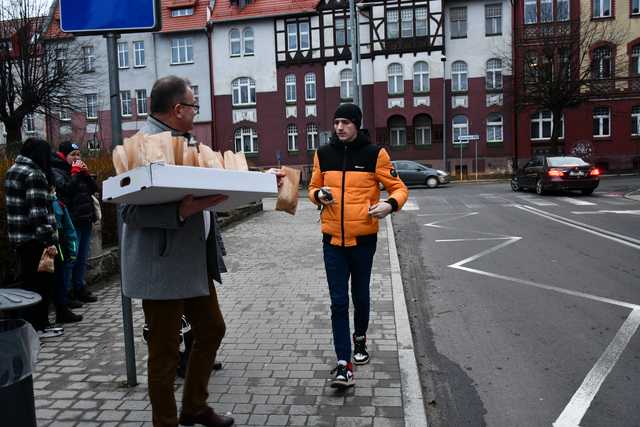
[120,76,233,427]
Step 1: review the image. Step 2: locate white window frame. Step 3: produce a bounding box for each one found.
[401,8,414,38]
[88,138,100,151]
[593,107,610,137]
[390,123,407,146]
[486,58,503,90]
[24,114,35,134]
[133,41,145,67]
[171,38,193,64]
[413,61,429,93]
[287,22,298,51]
[55,48,66,74]
[450,7,467,39]
[307,123,319,150]
[452,115,469,144]
[415,7,428,37]
[632,106,640,136]
[235,128,258,153]
[631,45,640,75]
[541,0,554,22]
[120,91,132,117]
[59,98,71,121]
[593,46,612,79]
[525,0,538,24]
[335,16,351,46]
[230,29,241,57]
[243,27,254,56]
[191,85,199,110]
[287,124,298,151]
[171,7,193,17]
[487,113,503,143]
[340,69,353,99]
[388,63,404,95]
[557,0,570,20]
[136,89,148,116]
[285,74,297,103]
[82,46,95,72]
[305,73,316,102]
[531,110,564,140]
[232,77,256,106]
[593,0,611,18]
[414,116,432,145]
[117,42,129,68]
[632,0,640,14]
[386,9,399,39]
[451,61,468,92]
[299,21,310,50]
[485,4,502,36]
[85,94,98,120]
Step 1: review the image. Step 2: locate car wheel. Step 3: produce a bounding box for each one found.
[535,178,546,195]
[581,188,595,195]
[510,178,520,192]
[425,176,439,188]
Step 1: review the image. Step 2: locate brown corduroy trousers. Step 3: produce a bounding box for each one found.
[142,285,225,427]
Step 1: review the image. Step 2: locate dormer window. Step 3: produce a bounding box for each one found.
[171,7,194,17]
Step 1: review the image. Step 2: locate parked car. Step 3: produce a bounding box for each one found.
[392,160,449,188]
[511,156,600,195]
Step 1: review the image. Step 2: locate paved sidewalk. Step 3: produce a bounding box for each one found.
[33,199,424,427]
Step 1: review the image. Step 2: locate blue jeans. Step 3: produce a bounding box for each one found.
[71,222,92,292]
[323,241,376,362]
[53,257,73,307]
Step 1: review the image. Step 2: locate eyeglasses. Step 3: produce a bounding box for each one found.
[179,103,200,113]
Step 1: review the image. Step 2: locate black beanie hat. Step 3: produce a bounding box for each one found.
[58,141,80,157]
[334,103,362,129]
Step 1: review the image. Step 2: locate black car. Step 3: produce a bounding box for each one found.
[392,160,449,188]
[511,156,600,195]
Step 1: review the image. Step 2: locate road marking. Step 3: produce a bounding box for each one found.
[516,195,557,206]
[424,212,478,228]
[571,210,640,215]
[553,309,640,427]
[558,197,596,206]
[403,198,419,211]
[436,237,516,242]
[517,205,640,249]
[431,213,640,426]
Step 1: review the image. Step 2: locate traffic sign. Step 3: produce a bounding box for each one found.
[457,134,480,141]
[59,0,161,34]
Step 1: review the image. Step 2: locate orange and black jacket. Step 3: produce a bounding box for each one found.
[308,131,409,247]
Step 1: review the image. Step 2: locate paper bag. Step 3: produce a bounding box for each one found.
[37,249,55,273]
[198,144,224,169]
[112,146,128,175]
[172,137,186,166]
[223,151,238,170]
[235,152,249,171]
[142,132,175,165]
[124,132,146,170]
[275,166,301,215]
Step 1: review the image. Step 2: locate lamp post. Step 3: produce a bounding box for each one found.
[349,0,362,109]
[441,54,447,171]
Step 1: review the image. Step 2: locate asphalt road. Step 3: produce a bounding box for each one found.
[391,175,640,427]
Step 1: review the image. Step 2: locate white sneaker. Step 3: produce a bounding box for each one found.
[38,328,64,339]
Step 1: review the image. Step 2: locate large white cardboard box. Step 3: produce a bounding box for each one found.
[102,163,277,212]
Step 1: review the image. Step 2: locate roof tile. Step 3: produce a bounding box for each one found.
[211,0,320,23]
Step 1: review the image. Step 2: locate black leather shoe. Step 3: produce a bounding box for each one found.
[76,288,98,303]
[179,407,234,427]
[56,306,83,324]
[67,298,83,309]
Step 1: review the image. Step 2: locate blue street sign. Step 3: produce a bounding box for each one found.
[59,0,160,34]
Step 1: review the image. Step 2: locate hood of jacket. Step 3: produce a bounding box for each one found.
[50,151,71,173]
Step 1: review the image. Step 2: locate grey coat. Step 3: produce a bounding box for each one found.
[120,116,225,300]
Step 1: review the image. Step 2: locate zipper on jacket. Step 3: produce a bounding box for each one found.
[341,145,347,247]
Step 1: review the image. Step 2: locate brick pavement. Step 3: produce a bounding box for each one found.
[33,199,425,427]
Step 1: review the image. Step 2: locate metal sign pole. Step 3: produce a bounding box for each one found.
[475,139,478,181]
[459,142,463,180]
[105,33,137,387]
[349,0,360,108]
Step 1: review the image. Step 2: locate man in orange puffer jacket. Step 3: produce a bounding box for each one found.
[308,103,408,388]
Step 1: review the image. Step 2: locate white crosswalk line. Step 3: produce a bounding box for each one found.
[516,195,557,206]
[558,197,596,206]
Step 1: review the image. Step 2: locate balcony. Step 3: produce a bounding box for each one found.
[516,20,579,44]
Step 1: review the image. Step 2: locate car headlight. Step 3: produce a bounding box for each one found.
[436,170,448,176]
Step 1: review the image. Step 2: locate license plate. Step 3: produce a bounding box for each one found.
[569,171,585,176]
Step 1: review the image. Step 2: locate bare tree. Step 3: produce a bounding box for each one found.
[0,0,89,153]
[506,14,627,155]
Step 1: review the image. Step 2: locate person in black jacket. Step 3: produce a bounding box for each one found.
[51,141,98,304]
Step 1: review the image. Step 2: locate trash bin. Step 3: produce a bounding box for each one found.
[0,319,40,427]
